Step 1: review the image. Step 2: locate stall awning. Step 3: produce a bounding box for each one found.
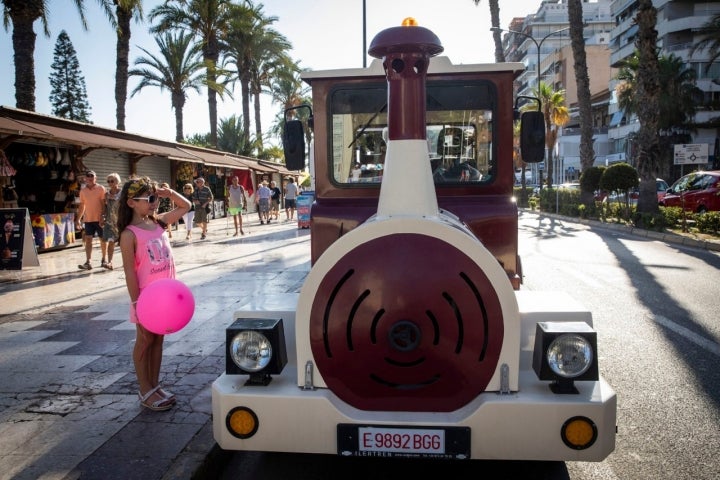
[0,106,201,162]
[235,156,277,173]
[178,147,250,169]
[0,106,287,172]
[0,117,54,139]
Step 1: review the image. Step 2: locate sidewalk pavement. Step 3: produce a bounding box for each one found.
[0,213,310,480]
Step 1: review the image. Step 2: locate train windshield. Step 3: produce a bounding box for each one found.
[329,81,496,186]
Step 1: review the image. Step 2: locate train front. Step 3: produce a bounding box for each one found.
[212,20,616,461]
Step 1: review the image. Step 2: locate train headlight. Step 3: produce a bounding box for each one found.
[532,322,598,394]
[547,334,593,377]
[226,318,287,385]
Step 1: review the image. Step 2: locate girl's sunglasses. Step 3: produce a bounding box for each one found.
[132,195,158,203]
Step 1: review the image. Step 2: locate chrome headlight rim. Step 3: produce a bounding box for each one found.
[229,330,273,373]
[546,333,594,378]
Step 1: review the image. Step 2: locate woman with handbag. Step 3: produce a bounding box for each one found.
[191,177,213,240]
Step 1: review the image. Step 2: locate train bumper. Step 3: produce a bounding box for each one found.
[212,369,616,461]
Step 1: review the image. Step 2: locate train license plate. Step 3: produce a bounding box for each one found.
[337,424,470,459]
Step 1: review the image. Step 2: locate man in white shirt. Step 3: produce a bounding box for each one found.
[284,177,299,221]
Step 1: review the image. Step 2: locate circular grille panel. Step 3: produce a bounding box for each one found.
[309,233,504,412]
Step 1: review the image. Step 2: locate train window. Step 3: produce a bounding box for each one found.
[329,82,496,186]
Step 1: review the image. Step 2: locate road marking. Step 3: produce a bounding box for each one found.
[653,314,720,357]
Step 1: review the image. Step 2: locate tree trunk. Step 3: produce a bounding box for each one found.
[115,6,132,131]
[489,0,505,63]
[253,90,263,151]
[568,0,595,204]
[203,37,220,148]
[241,74,251,147]
[544,115,555,188]
[634,0,661,215]
[172,92,185,143]
[11,14,39,111]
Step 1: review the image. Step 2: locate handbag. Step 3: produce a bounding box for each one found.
[205,205,211,214]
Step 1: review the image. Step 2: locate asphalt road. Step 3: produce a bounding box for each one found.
[215,211,720,480]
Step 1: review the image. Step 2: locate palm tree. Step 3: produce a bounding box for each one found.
[567,0,595,204]
[2,0,113,111]
[149,0,233,147]
[533,82,570,188]
[222,2,276,148]
[616,51,700,200]
[692,13,720,69]
[113,0,143,131]
[248,27,293,152]
[129,31,206,142]
[630,0,661,216]
[217,114,255,156]
[472,0,504,62]
[269,66,308,117]
[268,66,311,148]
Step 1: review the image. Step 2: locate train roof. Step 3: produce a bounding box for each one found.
[301,56,525,84]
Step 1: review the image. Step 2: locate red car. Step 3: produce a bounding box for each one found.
[661,170,720,213]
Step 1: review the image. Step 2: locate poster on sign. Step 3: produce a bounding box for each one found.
[1,208,39,270]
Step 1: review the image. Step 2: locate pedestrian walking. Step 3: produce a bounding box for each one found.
[117,176,190,411]
[101,173,122,270]
[284,177,299,221]
[226,176,247,236]
[255,181,272,224]
[181,183,195,240]
[191,177,213,240]
[270,180,281,221]
[75,170,107,270]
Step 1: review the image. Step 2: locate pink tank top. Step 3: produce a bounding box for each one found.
[127,223,175,289]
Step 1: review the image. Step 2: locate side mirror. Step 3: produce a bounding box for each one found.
[283,119,306,171]
[520,111,545,163]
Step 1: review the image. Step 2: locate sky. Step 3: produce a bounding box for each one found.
[0,0,542,145]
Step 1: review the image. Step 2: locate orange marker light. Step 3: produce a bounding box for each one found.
[401,17,418,27]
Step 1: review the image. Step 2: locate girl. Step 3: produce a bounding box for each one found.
[101,173,122,270]
[118,176,190,411]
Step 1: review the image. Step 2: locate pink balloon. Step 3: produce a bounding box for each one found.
[136,278,195,334]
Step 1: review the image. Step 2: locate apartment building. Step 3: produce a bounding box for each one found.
[500,0,720,184]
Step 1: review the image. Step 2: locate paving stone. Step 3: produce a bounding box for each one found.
[0,220,310,479]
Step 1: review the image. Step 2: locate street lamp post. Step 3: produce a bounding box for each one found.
[490,26,570,91]
[490,25,569,193]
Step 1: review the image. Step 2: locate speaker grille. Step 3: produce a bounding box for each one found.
[310,233,504,412]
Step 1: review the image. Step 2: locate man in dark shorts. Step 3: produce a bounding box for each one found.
[192,177,214,240]
[284,177,299,221]
[76,170,107,270]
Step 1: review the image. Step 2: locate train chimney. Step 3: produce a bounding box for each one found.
[368,18,443,217]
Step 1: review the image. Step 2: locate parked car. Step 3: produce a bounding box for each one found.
[654,178,670,203]
[605,178,669,206]
[660,171,720,213]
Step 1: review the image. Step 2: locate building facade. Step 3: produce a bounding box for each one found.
[499,0,720,185]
